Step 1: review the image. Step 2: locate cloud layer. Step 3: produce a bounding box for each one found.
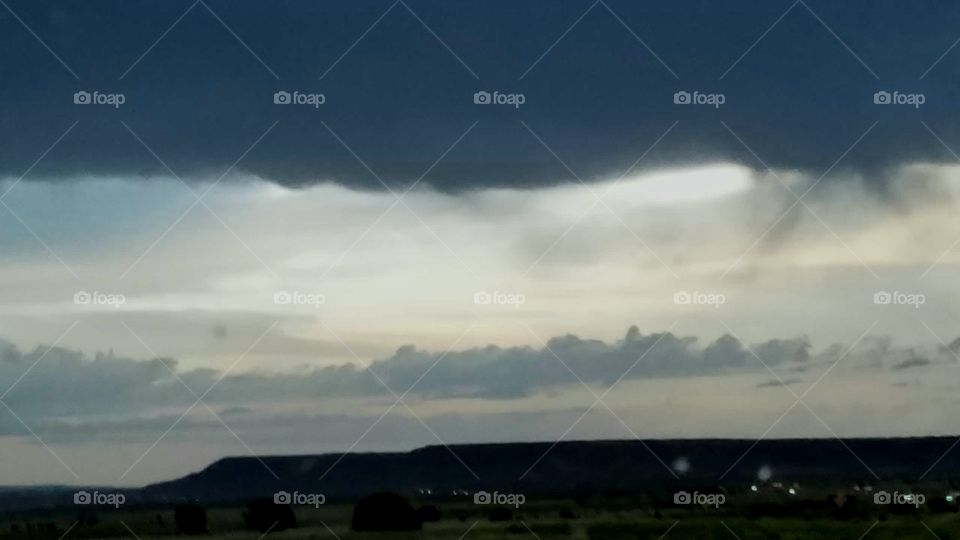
[0,326,950,440]
[2,0,960,191]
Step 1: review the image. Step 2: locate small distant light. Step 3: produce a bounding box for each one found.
[947,496,954,502]
[788,488,796,495]
[750,485,758,492]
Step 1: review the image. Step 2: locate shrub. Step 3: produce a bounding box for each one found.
[417,504,442,522]
[351,493,421,531]
[174,505,207,535]
[243,497,297,533]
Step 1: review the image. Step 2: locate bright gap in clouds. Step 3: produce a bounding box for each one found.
[600,164,753,204]
[1,162,959,373]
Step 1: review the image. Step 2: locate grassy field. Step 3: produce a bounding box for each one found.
[3,500,960,540]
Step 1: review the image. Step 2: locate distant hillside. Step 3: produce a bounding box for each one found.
[4,437,960,512]
[141,437,960,504]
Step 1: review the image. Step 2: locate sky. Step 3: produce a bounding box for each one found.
[2,0,960,487]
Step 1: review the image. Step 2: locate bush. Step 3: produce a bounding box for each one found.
[243,497,297,533]
[174,505,207,535]
[351,493,421,532]
[417,505,442,522]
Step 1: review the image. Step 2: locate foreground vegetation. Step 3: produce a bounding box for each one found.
[3,498,960,540]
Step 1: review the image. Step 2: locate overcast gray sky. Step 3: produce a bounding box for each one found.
[2,0,960,486]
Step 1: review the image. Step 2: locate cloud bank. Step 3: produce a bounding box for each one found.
[2,0,960,191]
[0,326,951,441]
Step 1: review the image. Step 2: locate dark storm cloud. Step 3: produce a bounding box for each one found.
[2,0,959,192]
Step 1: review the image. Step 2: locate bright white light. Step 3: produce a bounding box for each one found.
[602,164,752,205]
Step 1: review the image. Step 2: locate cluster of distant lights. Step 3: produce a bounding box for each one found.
[748,484,797,495]
[674,458,800,495]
